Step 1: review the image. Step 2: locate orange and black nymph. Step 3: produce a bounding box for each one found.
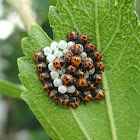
[92,88,104,100]
[67,31,79,42]
[37,62,47,73]
[48,90,59,100]
[90,51,102,61]
[85,42,96,53]
[95,61,105,72]
[59,94,70,106]
[70,97,80,109]
[34,51,46,63]
[40,72,51,82]
[62,74,75,86]
[53,57,65,69]
[43,83,54,93]
[78,34,89,45]
[82,91,92,102]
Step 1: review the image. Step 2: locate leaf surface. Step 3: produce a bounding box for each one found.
[18,0,140,140]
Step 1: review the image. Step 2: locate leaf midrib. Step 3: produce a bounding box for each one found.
[58,0,118,139]
[95,0,117,140]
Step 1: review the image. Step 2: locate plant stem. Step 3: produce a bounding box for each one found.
[6,0,37,31]
[0,80,24,99]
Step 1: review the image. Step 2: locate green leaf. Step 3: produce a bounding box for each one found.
[0,80,23,98]
[18,1,140,140]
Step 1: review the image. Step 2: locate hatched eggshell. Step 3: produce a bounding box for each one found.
[50,71,59,79]
[43,47,52,55]
[48,63,56,71]
[46,54,56,63]
[67,85,76,93]
[67,41,75,48]
[58,40,67,49]
[58,85,67,94]
[51,41,59,51]
[53,78,62,87]
[54,50,63,58]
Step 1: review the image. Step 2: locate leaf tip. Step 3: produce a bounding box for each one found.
[49,5,55,9]
[29,24,42,36]
[17,57,22,65]
[49,5,56,13]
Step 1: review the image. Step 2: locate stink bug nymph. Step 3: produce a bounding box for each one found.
[53,57,65,69]
[43,83,54,93]
[78,34,89,45]
[59,94,70,106]
[82,91,92,102]
[37,62,47,73]
[92,74,102,84]
[85,42,96,53]
[62,74,75,86]
[92,88,105,100]
[40,72,51,82]
[95,61,105,72]
[34,51,46,63]
[71,55,81,67]
[70,97,80,109]
[67,31,79,42]
[70,44,81,55]
[48,90,59,100]
[90,51,102,61]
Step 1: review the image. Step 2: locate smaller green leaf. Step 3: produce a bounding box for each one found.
[0,80,23,98]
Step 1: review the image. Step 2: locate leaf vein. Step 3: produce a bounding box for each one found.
[108,35,133,74]
[61,1,80,33]
[70,108,91,140]
[102,0,125,54]
[102,72,117,140]
[112,65,140,83]
[81,0,93,21]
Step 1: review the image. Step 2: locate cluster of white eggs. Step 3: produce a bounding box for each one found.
[43,40,95,94]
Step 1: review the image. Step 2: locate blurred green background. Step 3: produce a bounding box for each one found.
[0,0,139,140]
[0,0,56,140]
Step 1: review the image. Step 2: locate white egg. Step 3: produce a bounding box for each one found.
[50,41,59,51]
[67,41,75,48]
[53,78,62,87]
[58,40,67,49]
[81,52,87,59]
[46,54,56,63]
[63,49,69,54]
[43,47,52,56]
[58,85,67,94]
[67,85,76,93]
[54,50,63,58]
[48,63,55,71]
[50,71,59,79]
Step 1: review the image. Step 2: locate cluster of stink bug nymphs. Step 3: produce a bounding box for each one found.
[33,31,105,109]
